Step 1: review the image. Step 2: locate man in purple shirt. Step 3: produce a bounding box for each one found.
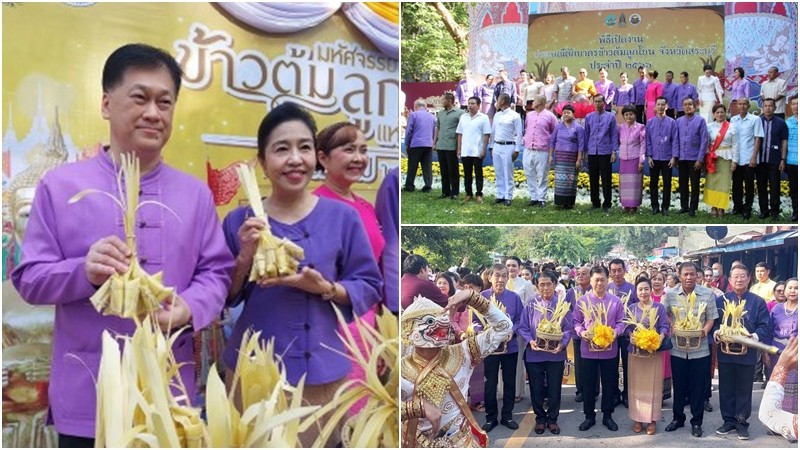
[573,265,625,432]
[11,44,234,446]
[675,72,699,118]
[480,263,524,432]
[676,98,708,217]
[584,94,619,211]
[455,68,475,110]
[633,66,649,124]
[646,96,680,215]
[662,71,679,118]
[608,258,637,409]
[403,99,436,193]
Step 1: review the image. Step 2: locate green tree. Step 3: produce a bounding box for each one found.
[620,227,678,258]
[401,2,469,82]
[402,226,501,270]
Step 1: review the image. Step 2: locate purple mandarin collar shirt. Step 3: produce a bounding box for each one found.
[675,82,698,112]
[677,114,709,161]
[609,279,638,304]
[625,302,670,353]
[519,293,573,362]
[549,121,586,153]
[646,115,680,161]
[405,109,436,148]
[456,79,475,105]
[617,122,646,161]
[572,291,625,359]
[615,83,634,106]
[633,77,649,105]
[480,288,523,354]
[661,81,678,109]
[584,111,619,155]
[524,108,558,150]
[375,168,399,314]
[221,198,382,386]
[11,150,234,437]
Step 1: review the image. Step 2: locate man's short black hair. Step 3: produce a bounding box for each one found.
[102,43,183,98]
[402,254,429,275]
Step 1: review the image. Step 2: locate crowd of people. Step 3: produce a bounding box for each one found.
[401,252,798,446]
[10,43,399,447]
[403,65,797,221]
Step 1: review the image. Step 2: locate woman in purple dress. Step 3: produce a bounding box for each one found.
[221,102,382,446]
[477,74,496,118]
[617,106,646,212]
[594,68,616,112]
[769,277,798,414]
[614,72,634,123]
[548,105,586,208]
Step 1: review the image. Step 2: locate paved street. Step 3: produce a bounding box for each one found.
[479,380,794,448]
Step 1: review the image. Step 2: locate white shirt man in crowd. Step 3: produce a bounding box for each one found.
[760,66,788,119]
[554,66,575,104]
[456,96,491,204]
[730,97,764,220]
[489,93,524,206]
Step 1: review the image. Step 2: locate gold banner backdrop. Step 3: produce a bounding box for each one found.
[1,3,398,447]
[527,6,724,83]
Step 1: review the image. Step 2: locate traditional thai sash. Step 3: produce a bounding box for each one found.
[705,120,730,173]
[403,351,488,448]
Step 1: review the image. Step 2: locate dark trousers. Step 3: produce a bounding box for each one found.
[788,163,798,215]
[516,105,526,125]
[666,108,676,119]
[573,339,584,394]
[671,355,711,426]
[582,356,618,419]
[485,352,518,422]
[756,162,781,215]
[635,104,646,124]
[437,149,460,196]
[650,159,673,211]
[405,146,433,190]
[705,343,716,400]
[732,164,756,213]
[59,434,94,448]
[719,362,756,428]
[678,160,701,212]
[588,154,613,208]
[616,336,630,401]
[526,360,564,424]
[462,156,484,197]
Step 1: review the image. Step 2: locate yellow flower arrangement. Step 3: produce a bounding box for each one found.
[624,304,662,353]
[579,301,614,350]
[592,324,615,349]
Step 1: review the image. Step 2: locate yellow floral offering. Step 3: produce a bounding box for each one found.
[624,304,662,353]
[592,324,615,348]
[579,300,614,350]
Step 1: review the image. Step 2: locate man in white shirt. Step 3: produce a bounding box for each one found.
[760,66,788,119]
[490,93,524,206]
[457,96,492,203]
[730,97,764,219]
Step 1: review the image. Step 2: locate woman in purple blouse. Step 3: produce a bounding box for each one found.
[769,277,798,413]
[617,106,647,212]
[221,102,382,447]
[548,105,586,209]
[728,67,750,116]
[477,74,496,118]
[626,277,670,435]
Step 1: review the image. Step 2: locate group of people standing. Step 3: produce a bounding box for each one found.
[403,64,796,221]
[401,253,798,446]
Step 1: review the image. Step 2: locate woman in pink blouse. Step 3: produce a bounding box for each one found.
[644,70,663,122]
[617,106,647,211]
[313,122,386,414]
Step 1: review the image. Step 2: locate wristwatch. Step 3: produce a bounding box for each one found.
[321,280,337,300]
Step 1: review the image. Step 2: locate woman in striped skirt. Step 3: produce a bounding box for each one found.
[617,106,646,212]
[548,105,586,208]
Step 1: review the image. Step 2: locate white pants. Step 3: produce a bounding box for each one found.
[493,144,515,200]
[523,149,550,202]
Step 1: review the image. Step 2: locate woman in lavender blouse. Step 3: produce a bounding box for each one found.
[728,67,750,116]
[769,277,798,414]
[615,72,634,122]
[626,277,670,435]
[221,102,382,447]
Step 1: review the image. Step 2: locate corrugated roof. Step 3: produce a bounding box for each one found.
[686,230,797,256]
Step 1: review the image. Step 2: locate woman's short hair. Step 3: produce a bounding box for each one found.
[257,102,317,161]
[315,122,361,171]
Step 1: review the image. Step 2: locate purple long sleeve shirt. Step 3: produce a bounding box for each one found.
[617,122,646,161]
[595,80,616,108]
[549,121,586,153]
[609,279,638,305]
[675,82,699,112]
[661,81,678,109]
[677,114,709,161]
[729,78,750,101]
[518,293,573,362]
[405,109,436,148]
[633,77,649,105]
[646,115,680,160]
[222,199,382,386]
[573,291,625,359]
[455,79,474,106]
[375,168,399,314]
[584,111,619,155]
[480,288,523,354]
[11,150,234,437]
[625,302,670,353]
[615,83,634,106]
